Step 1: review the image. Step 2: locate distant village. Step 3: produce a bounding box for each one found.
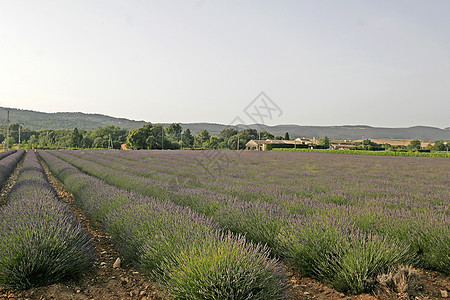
[246,137,445,152]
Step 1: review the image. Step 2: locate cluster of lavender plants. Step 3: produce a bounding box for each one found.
[0,151,96,289]
[38,150,290,299]
[46,151,450,292]
[0,150,25,188]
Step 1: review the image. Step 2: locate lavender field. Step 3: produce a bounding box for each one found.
[39,150,449,296]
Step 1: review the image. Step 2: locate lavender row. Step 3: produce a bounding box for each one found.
[0,149,17,161]
[47,150,422,293]
[0,150,25,189]
[0,150,96,289]
[38,150,289,299]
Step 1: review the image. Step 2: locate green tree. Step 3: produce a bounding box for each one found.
[432,140,446,151]
[92,137,105,148]
[319,136,330,148]
[194,130,210,148]
[227,135,245,150]
[8,137,16,148]
[166,123,182,142]
[209,136,219,149]
[127,124,153,149]
[149,124,166,149]
[355,139,381,151]
[409,140,421,151]
[27,135,38,149]
[284,132,290,140]
[236,129,258,147]
[80,135,93,148]
[259,131,274,140]
[181,129,194,148]
[70,128,83,148]
[90,126,128,149]
[220,128,239,140]
[38,131,51,148]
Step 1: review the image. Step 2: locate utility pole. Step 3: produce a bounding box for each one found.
[6,110,10,150]
[18,124,21,149]
[16,122,25,150]
[258,131,261,140]
[108,134,113,150]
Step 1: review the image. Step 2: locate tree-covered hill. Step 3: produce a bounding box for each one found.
[0,107,148,131]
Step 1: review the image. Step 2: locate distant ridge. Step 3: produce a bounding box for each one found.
[1,106,449,140]
[0,107,148,130]
[176,123,450,140]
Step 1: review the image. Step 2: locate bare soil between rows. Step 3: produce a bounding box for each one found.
[0,155,448,299]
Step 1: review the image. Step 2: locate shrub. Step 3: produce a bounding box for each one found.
[162,233,289,300]
[417,216,450,274]
[279,214,414,294]
[327,233,413,294]
[214,200,290,253]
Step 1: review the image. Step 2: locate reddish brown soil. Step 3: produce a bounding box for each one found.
[287,267,449,299]
[0,157,448,299]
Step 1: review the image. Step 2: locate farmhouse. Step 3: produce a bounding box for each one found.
[294,137,317,145]
[330,142,357,150]
[246,139,305,151]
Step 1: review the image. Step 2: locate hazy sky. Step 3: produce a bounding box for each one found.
[1,1,449,128]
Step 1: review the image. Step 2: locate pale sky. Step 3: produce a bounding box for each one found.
[1,0,449,128]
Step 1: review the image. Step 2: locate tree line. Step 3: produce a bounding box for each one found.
[354,139,449,152]
[126,124,279,150]
[0,123,285,150]
[1,123,447,152]
[0,125,127,149]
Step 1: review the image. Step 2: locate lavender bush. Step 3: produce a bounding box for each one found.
[279,215,414,293]
[213,200,291,253]
[0,197,96,289]
[162,233,288,300]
